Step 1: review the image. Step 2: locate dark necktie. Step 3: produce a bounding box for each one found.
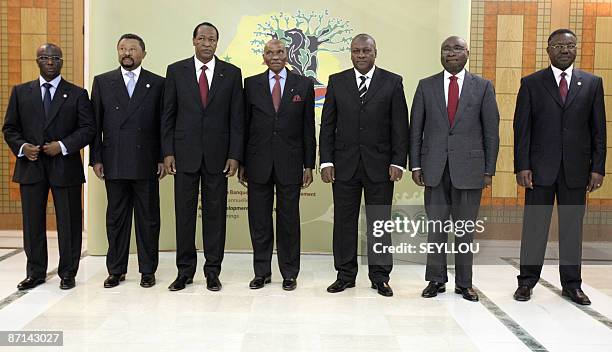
[559,72,568,104]
[42,82,52,118]
[272,74,281,112]
[447,75,459,126]
[358,75,367,103]
[198,65,209,108]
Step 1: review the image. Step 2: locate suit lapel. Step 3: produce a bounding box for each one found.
[542,67,564,108]
[182,58,204,111]
[563,69,582,110]
[451,71,473,130]
[44,79,71,129]
[277,70,296,115]
[257,70,276,116]
[362,67,383,104]
[29,81,45,127]
[110,69,130,110]
[124,69,152,121]
[207,57,225,107]
[342,69,362,105]
[434,72,451,128]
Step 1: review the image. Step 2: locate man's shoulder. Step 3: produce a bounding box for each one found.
[216,58,241,74]
[167,57,193,70]
[375,67,403,82]
[142,68,165,82]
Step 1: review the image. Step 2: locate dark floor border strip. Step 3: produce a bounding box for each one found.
[0,250,89,311]
[448,267,549,352]
[502,257,612,330]
[0,249,23,262]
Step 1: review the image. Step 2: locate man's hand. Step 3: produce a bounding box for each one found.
[238,166,248,188]
[516,170,533,189]
[224,159,239,177]
[587,172,604,193]
[42,141,61,157]
[389,166,403,182]
[93,163,104,180]
[157,163,167,180]
[164,155,176,175]
[484,174,492,189]
[23,143,40,161]
[302,168,313,188]
[321,166,335,183]
[411,169,425,186]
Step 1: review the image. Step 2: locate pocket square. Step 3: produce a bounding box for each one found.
[292,95,302,102]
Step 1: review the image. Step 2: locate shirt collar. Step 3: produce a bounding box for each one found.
[354,65,376,79]
[39,74,62,88]
[551,64,573,79]
[444,68,466,81]
[195,55,216,73]
[269,67,287,80]
[121,65,142,78]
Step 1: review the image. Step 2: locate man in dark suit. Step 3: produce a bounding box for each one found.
[239,39,316,291]
[319,34,409,297]
[162,22,244,292]
[90,34,165,289]
[3,43,95,290]
[410,36,500,302]
[513,29,606,305]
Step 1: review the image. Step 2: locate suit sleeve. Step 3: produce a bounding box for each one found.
[157,77,166,162]
[161,65,177,157]
[61,88,95,154]
[303,79,316,169]
[408,81,425,170]
[513,78,532,173]
[89,77,103,165]
[390,76,409,168]
[590,76,607,175]
[481,80,500,175]
[318,76,337,165]
[228,68,245,162]
[2,86,29,157]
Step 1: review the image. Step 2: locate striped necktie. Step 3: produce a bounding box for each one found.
[358,75,367,103]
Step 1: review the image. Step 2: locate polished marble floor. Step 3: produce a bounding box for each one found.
[1,233,612,352]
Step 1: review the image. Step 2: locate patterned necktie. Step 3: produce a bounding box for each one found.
[358,75,367,103]
[559,72,568,104]
[126,71,135,98]
[447,75,459,126]
[272,74,281,112]
[199,65,209,108]
[42,82,52,118]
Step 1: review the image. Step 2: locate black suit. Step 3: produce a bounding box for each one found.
[161,56,244,278]
[514,67,606,289]
[243,69,316,279]
[319,67,409,283]
[2,78,95,279]
[90,67,165,276]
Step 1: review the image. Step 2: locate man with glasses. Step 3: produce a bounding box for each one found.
[410,36,499,302]
[3,43,95,290]
[513,29,606,305]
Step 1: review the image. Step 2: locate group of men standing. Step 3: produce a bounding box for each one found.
[2,21,605,306]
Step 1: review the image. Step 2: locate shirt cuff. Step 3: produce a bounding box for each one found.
[411,167,422,171]
[58,141,68,155]
[320,162,334,169]
[18,143,26,157]
[391,164,406,172]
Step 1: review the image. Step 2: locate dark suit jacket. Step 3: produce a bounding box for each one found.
[514,67,606,188]
[243,70,316,185]
[3,78,95,186]
[89,68,165,179]
[409,71,500,189]
[319,67,409,183]
[161,56,244,173]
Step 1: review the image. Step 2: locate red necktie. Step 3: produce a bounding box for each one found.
[199,65,209,108]
[272,74,281,112]
[559,72,568,104]
[447,75,459,126]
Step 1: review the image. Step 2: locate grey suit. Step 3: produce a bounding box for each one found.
[409,70,499,287]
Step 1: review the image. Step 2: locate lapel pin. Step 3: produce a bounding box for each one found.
[146,83,150,88]
[219,73,224,78]
[577,81,582,86]
[63,94,67,98]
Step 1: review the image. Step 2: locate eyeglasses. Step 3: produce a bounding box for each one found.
[37,56,63,63]
[441,46,466,54]
[549,44,577,50]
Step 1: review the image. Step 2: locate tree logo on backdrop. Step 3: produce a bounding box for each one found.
[250,10,353,88]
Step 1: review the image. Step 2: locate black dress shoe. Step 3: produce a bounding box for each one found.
[206,274,222,291]
[104,274,126,288]
[421,281,446,298]
[326,279,355,293]
[60,277,75,290]
[249,275,271,289]
[455,287,478,302]
[282,278,297,291]
[168,275,193,291]
[371,282,393,297]
[562,288,591,305]
[17,277,45,291]
[513,286,532,302]
[140,274,156,288]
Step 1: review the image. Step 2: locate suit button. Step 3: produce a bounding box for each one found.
[360,127,364,131]
[137,128,142,132]
[563,128,568,131]
[273,131,277,135]
[449,132,454,136]
[136,145,141,149]
[361,109,365,112]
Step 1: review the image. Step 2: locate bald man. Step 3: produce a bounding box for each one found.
[240,39,316,291]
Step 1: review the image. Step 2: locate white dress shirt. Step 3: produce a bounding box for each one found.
[194,55,215,88]
[269,67,287,96]
[550,64,573,87]
[121,65,142,86]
